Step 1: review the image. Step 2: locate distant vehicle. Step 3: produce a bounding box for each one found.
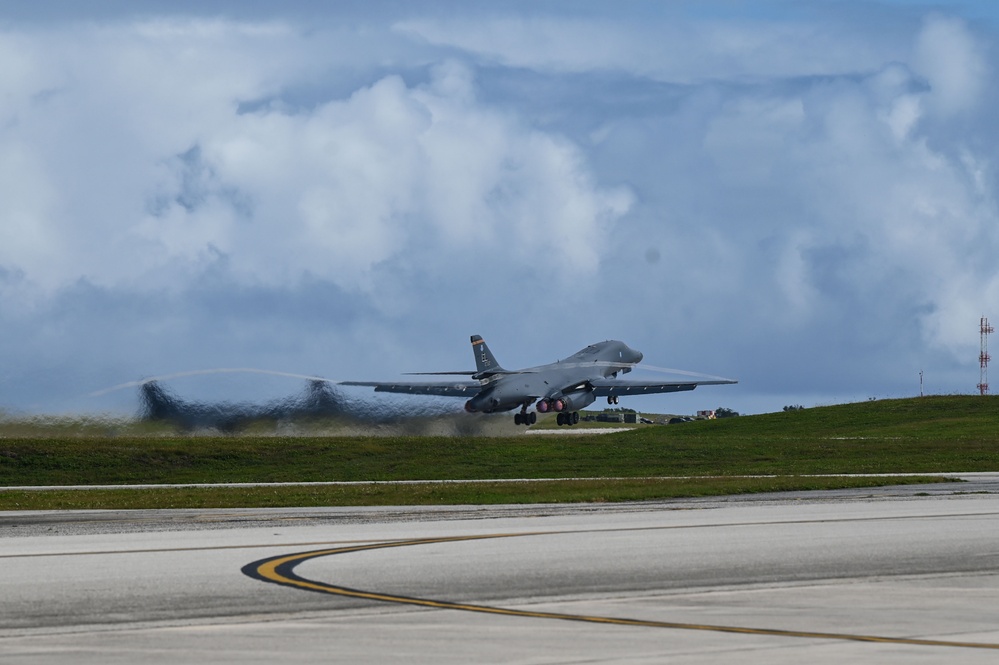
[344,335,736,427]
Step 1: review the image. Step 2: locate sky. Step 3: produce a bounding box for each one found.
[2,0,999,418]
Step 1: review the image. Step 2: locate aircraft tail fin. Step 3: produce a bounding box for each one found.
[139,381,182,422]
[470,335,505,375]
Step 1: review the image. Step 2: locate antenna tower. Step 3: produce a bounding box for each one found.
[979,316,994,395]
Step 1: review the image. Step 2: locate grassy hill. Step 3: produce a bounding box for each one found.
[611,395,999,475]
[2,396,997,489]
[665,395,999,443]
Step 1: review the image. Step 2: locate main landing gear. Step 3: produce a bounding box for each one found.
[607,396,619,405]
[556,412,580,426]
[513,409,579,426]
[514,410,537,426]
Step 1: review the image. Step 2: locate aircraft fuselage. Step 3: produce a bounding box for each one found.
[341,335,734,427]
[463,340,642,414]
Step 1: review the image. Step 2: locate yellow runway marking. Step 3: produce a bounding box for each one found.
[242,530,999,651]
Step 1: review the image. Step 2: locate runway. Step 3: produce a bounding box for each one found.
[2,477,999,663]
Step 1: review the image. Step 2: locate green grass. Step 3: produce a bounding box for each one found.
[1,395,995,509]
[639,395,999,474]
[0,476,949,511]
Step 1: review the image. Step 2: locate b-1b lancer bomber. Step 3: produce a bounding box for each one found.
[343,336,736,426]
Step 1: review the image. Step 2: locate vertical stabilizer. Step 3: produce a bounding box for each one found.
[470,335,505,375]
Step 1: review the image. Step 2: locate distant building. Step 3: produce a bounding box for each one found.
[697,410,716,419]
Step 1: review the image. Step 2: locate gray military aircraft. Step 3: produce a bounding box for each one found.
[342,335,736,426]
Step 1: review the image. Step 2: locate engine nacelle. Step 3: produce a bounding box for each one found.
[537,399,550,413]
[464,392,502,413]
[556,390,596,413]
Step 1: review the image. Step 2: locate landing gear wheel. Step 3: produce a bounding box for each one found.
[529,412,537,425]
[572,411,580,425]
[557,413,566,426]
[514,413,522,425]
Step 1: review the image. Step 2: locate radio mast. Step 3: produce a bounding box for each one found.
[979,316,994,395]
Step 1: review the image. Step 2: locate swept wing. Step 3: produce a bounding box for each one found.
[341,336,737,426]
[589,378,737,397]
[339,380,481,397]
[341,377,736,399]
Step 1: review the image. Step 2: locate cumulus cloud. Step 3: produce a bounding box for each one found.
[395,13,905,82]
[0,20,630,299]
[140,64,632,305]
[914,14,987,116]
[518,11,997,401]
[1,3,998,415]
[688,58,996,362]
[0,19,305,290]
[0,14,636,410]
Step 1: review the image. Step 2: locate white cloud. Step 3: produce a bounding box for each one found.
[0,20,631,303]
[2,4,999,414]
[588,45,997,371]
[0,18,308,290]
[914,14,986,116]
[187,64,631,297]
[395,15,903,82]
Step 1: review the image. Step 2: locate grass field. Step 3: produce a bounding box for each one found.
[1,395,996,509]
[0,476,949,511]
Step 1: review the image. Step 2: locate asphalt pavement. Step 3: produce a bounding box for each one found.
[2,475,999,663]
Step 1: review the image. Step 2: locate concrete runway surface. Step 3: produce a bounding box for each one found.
[2,476,999,664]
